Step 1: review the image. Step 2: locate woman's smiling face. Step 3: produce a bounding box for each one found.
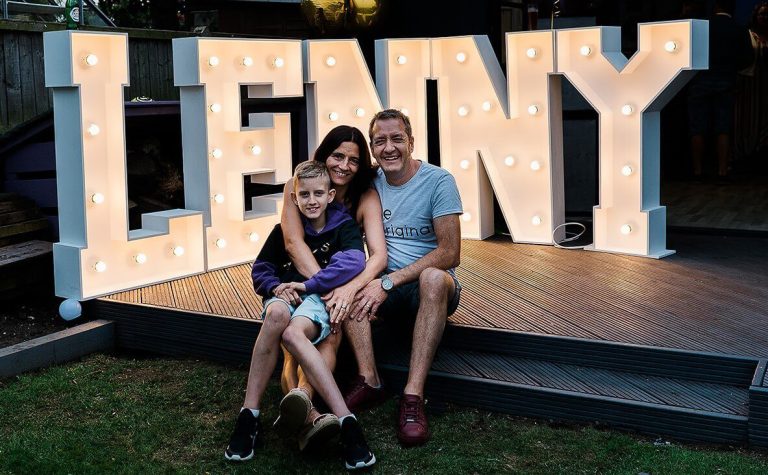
[325,141,361,188]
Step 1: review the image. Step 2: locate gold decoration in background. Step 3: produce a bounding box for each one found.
[301,0,381,34]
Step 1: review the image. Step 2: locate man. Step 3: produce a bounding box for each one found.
[343,108,463,447]
[687,0,753,179]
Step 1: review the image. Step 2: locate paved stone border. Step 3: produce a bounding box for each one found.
[0,320,114,379]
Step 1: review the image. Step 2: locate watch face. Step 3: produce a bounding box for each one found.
[381,275,393,291]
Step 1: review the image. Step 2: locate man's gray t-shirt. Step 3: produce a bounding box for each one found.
[374,161,463,272]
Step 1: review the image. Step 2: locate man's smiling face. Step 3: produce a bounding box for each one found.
[370,118,415,182]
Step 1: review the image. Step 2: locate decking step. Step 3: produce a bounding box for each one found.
[378,346,750,444]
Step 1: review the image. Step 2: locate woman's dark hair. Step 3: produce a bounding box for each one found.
[750,2,768,37]
[312,125,374,218]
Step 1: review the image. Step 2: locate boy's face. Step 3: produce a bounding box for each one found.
[291,176,335,220]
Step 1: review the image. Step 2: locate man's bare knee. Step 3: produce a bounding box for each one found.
[418,267,452,301]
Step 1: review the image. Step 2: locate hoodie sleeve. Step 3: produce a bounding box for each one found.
[303,220,365,294]
[251,224,285,297]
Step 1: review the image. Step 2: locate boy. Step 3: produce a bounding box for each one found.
[225,160,376,470]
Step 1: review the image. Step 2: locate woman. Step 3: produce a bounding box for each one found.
[276,125,386,449]
[735,2,768,162]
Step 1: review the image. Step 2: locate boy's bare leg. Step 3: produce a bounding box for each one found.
[243,303,292,409]
[296,332,342,420]
[282,318,351,417]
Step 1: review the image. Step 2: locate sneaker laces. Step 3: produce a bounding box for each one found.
[401,397,422,425]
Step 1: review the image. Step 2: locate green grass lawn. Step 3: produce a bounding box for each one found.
[1,353,767,474]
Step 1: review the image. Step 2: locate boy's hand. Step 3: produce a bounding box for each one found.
[273,282,304,306]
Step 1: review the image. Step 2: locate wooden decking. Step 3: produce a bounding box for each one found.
[102,233,768,359]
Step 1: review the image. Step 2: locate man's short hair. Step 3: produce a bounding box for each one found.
[293,160,330,189]
[368,109,413,141]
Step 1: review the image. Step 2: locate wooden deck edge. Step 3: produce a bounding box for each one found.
[0,320,114,379]
[381,365,749,445]
[444,324,758,386]
[749,362,768,448]
[94,299,759,388]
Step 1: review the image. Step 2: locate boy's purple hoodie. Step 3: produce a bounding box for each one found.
[251,202,365,297]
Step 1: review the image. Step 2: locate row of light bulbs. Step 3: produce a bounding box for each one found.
[91,232,261,272]
[459,210,633,235]
[209,144,262,160]
[206,55,285,68]
[385,39,678,69]
[82,38,679,74]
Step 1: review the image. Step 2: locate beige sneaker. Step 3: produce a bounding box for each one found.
[298,413,341,451]
[273,389,312,439]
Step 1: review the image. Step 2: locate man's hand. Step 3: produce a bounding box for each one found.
[272,282,305,306]
[348,279,388,321]
[322,283,360,327]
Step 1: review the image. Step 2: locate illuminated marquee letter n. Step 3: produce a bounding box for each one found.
[557,21,707,257]
[429,33,564,243]
[173,38,301,270]
[305,40,384,156]
[44,31,205,300]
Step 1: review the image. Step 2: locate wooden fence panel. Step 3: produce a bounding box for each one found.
[3,32,23,129]
[1,23,181,134]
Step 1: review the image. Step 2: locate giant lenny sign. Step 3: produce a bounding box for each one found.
[43,20,708,301]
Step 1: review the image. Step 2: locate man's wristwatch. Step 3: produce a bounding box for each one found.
[380,274,394,292]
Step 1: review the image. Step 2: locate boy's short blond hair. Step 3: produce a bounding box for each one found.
[293,160,330,190]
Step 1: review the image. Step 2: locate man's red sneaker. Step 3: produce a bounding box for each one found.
[397,393,430,447]
[343,375,387,413]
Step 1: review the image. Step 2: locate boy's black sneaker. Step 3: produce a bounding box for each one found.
[340,416,376,470]
[224,409,263,462]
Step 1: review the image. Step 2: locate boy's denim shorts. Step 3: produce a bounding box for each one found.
[261,293,331,345]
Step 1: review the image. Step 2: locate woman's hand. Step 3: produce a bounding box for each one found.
[273,282,304,306]
[323,283,360,326]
